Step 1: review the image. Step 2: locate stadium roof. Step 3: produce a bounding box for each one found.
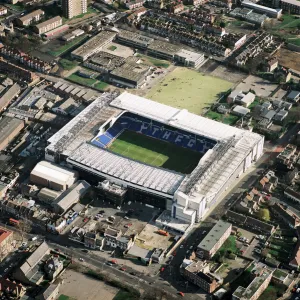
[67,142,184,196]
[111,92,247,141]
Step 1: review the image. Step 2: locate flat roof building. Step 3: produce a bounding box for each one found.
[0,117,24,151]
[0,83,21,113]
[109,58,151,88]
[71,31,116,61]
[174,49,205,68]
[242,1,282,18]
[147,40,181,60]
[232,263,273,300]
[33,16,62,35]
[117,30,154,49]
[180,259,222,293]
[196,220,232,259]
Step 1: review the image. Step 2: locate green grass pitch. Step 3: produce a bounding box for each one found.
[108,130,202,174]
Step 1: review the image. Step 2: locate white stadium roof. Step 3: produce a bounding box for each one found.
[110,92,246,141]
[67,142,185,195]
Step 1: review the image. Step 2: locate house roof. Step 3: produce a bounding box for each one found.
[287,90,300,100]
[0,227,12,244]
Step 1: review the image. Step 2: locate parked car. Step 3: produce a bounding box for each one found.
[79,258,84,262]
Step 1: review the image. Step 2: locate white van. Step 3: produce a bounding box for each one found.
[31,237,37,241]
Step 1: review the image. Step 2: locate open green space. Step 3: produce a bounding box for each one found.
[137,54,170,68]
[5,4,24,11]
[58,295,75,300]
[108,130,202,174]
[68,73,97,86]
[275,15,300,29]
[146,67,233,115]
[108,45,117,51]
[59,59,79,71]
[288,38,300,46]
[205,111,239,125]
[216,236,238,257]
[48,35,87,57]
[113,291,138,300]
[258,284,286,300]
[67,73,110,91]
[94,81,109,91]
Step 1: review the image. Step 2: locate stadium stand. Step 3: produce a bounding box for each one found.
[92,112,217,153]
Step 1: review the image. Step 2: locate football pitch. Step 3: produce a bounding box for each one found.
[108,130,202,174]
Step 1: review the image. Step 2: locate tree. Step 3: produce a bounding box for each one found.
[256,208,270,222]
[220,21,226,28]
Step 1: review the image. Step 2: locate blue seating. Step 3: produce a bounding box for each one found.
[93,112,217,152]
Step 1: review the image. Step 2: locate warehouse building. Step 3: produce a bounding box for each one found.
[109,57,152,88]
[52,180,90,214]
[0,117,24,151]
[147,40,181,60]
[30,161,78,191]
[71,31,116,61]
[0,83,21,113]
[241,1,282,18]
[117,30,154,50]
[33,16,62,35]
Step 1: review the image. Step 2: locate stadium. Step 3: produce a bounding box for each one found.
[45,91,264,229]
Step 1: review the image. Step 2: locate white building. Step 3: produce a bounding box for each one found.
[30,161,78,191]
[242,1,282,18]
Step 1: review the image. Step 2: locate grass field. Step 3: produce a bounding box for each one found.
[48,35,87,57]
[137,54,170,68]
[67,73,110,91]
[146,67,233,115]
[108,130,202,174]
[59,59,79,71]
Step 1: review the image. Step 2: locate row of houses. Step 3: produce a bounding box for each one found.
[0,43,52,73]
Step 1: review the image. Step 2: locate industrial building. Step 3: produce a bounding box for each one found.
[241,1,282,18]
[45,92,264,228]
[116,30,154,50]
[196,220,232,259]
[109,57,152,88]
[147,40,181,60]
[0,117,24,151]
[62,0,87,19]
[52,180,90,214]
[30,161,78,191]
[0,83,21,113]
[71,31,116,61]
[33,16,62,35]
